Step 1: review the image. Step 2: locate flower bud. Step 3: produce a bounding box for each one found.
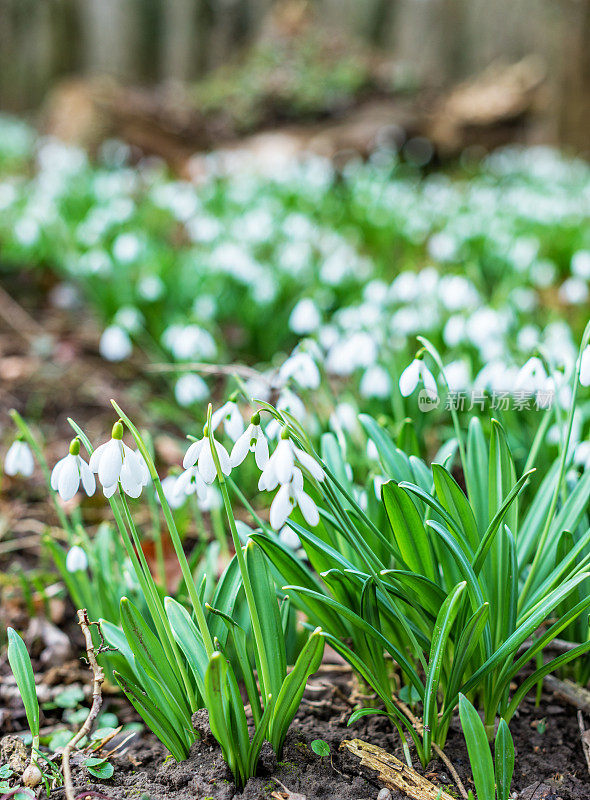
[111,420,124,440]
[69,437,80,456]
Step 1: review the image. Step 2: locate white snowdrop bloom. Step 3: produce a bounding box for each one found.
[445,360,470,392]
[159,474,186,509]
[399,358,437,397]
[269,468,319,530]
[192,295,217,320]
[326,332,378,375]
[182,430,231,485]
[199,484,223,511]
[581,346,590,387]
[211,400,244,442]
[515,357,547,393]
[530,259,557,289]
[329,402,358,434]
[572,251,590,280]
[289,298,321,335]
[89,421,147,498]
[112,232,142,262]
[162,324,217,361]
[259,430,324,492]
[517,325,540,352]
[278,351,320,390]
[14,217,40,246]
[138,274,164,301]
[175,374,209,407]
[389,271,420,303]
[99,325,132,362]
[427,231,456,262]
[114,305,143,334]
[474,361,518,394]
[574,441,590,471]
[367,439,379,461]
[173,466,207,503]
[279,525,301,550]
[230,413,269,469]
[438,275,478,311]
[559,277,588,305]
[443,315,466,347]
[51,438,96,501]
[4,440,34,477]
[66,545,88,573]
[374,475,387,500]
[360,365,391,399]
[510,287,537,313]
[363,280,388,305]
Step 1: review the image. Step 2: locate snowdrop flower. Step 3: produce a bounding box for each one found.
[173,466,207,502]
[51,438,96,501]
[279,525,302,550]
[259,428,324,491]
[230,412,269,469]
[66,545,88,573]
[289,298,321,335]
[269,468,320,529]
[89,421,147,498]
[4,439,34,477]
[574,441,590,471]
[581,346,590,387]
[99,325,133,362]
[175,374,209,407]
[360,365,391,399]
[515,356,547,393]
[211,399,244,442]
[278,351,320,390]
[182,426,231,485]
[399,356,437,397]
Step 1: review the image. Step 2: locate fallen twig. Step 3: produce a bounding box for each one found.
[62,610,106,800]
[577,711,590,776]
[544,675,590,713]
[341,739,456,800]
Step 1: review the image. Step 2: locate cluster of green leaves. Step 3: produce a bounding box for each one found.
[251,338,590,768]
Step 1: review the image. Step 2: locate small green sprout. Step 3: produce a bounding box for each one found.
[310,739,330,760]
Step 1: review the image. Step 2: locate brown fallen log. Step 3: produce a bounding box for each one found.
[341,738,456,800]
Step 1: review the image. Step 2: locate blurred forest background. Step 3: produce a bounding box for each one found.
[0,0,588,155]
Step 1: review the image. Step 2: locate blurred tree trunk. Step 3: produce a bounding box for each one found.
[556,0,590,155]
[161,0,199,81]
[77,0,141,79]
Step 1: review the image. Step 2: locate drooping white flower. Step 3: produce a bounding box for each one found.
[399,357,437,397]
[269,468,320,530]
[173,466,207,503]
[230,412,269,469]
[99,325,133,362]
[51,438,95,501]
[279,525,302,550]
[359,365,391,399]
[289,298,321,335]
[574,441,590,471]
[159,474,187,509]
[89,421,147,498]
[278,350,320,390]
[211,400,244,442]
[514,356,547,393]
[581,346,590,387]
[259,429,324,491]
[182,428,231,485]
[66,545,88,573]
[4,439,34,477]
[175,374,209,407]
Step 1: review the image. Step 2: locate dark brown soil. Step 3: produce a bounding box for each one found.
[61,675,590,800]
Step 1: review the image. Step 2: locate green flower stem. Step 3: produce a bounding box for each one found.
[210,503,230,557]
[205,405,274,701]
[146,485,167,589]
[520,320,590,606]
[118,493,197,710]
[111,400,214,657]
[9,409,72,537]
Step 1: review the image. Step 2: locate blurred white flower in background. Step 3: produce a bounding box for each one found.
[175,374,209,407]
[99,325,133,362]
[4,439,34,477]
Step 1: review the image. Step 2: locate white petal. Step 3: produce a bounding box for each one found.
[399,360,420,397]
[215,441,232,476]
[79,458,96,496]
[270,485,293,530]
[51,456,67,490]
[294,448,325,481]
[254,434,269,469]
[122,445,144,485]
[18,443,34,477]
[103,482,118,498]
[198,441,217,484]
[230,428,251,467]
[420,363,438,395]
[211,403,229,430]
[58,455,81,501]
[274,440,295,484]
[4,442,21,476]
[98,439,123,487]
[296,490,320,527]
[89,441,109,472]
[120,458,143,497]
[226,407,245,441]
[66,545,88,572]
[183,439,203,469]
